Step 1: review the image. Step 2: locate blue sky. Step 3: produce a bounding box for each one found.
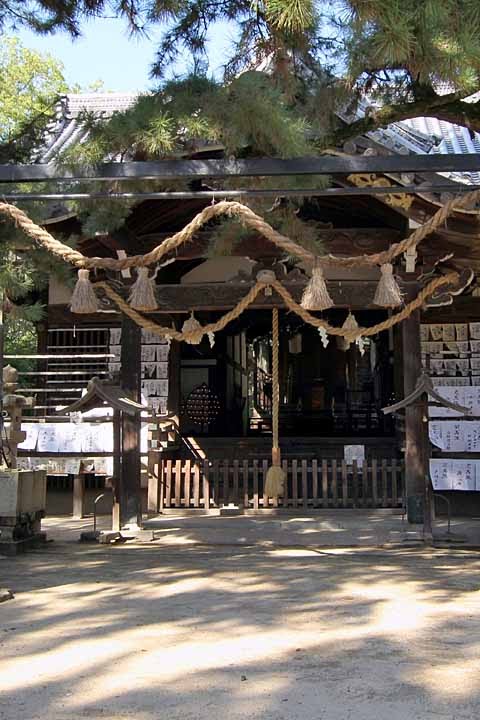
[17,16,232,92]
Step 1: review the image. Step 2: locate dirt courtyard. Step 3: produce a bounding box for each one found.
[1,519,480,719]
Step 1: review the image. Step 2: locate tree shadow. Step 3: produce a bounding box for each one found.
[1,531,480,719]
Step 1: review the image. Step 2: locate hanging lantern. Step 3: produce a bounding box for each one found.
[288,333,302,354]
[70,269,98,314]
[301,265,334,311]
[373,263,403,308]
[182,311,203,344]
[128,267,158,311]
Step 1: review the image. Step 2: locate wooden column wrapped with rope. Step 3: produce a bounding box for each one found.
[265,307,286,497]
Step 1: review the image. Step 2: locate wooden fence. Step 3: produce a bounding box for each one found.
[148,457,404,512]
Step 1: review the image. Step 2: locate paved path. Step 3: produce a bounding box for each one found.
[1,517,480,719]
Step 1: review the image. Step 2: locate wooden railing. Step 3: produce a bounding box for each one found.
[148,457,404,512]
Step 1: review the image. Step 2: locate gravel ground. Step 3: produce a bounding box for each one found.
[1,519,480,719]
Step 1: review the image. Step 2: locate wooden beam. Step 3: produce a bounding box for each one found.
[46,280,421,321]
[153,281,420,312]
[119,316,142,529]
[402,310,429,525]
[3,154,480,182]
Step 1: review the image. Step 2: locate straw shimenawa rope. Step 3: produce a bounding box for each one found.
[1,189,479,271]
[95,280,266,343]
[271,307,280,454]
[94,271,458,344]
[264,307,285,497]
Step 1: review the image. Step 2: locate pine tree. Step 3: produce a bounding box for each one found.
[1,2,479,139]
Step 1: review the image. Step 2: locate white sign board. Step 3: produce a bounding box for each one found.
[344,445,365,465]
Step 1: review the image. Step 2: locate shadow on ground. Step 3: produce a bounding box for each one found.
[1,516,480,719]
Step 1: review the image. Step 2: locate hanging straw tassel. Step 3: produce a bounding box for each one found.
[265,308,286,498]
[265,456,285,497]
[70,269,98,314]
[128,267,158,311]
[301,264,334,311]
[373,263,403,308]
[182,311,203,344]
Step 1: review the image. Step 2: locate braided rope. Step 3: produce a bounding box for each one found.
[95,272,457,344]
[95,280,267,342]
[1,188,479,271]
[270,273,458,341]
[271,307,280,453]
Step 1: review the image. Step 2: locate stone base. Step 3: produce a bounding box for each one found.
[0,532,47,556]
[80,530,101,543]
[219,506,242,517]
[98,531,123,544]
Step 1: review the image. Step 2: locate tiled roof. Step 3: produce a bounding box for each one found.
[35,92,138,162]
[399,117,480,184]
[37,92,480,186]
[340,95,480,185]
[367,115,480,185]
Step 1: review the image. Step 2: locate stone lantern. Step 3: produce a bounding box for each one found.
[0,365,47,554]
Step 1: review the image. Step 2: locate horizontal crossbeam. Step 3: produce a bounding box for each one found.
[3,183,480,201]
[2,154,480,183]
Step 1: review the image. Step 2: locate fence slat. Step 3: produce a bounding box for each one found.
[312,459,319,508]
[253,460,259,510]
[203,459,210,510]
[301,459,308,509]
[212,460,220,508]
[184,459,191,508]
[174,459,182,508]
[159,460,165,512]
[262,459,269,508]
[243,460,249,508]
[278,460,287,509]
[291,460,298,508]
[361,460,368,508]
[371,459,378,508]
[233,460,239,507]
[331,459,338,508]
[322,460,328,508]
[223,459,230,505]
[392,459,399,507]
[352,460,358,508]
[165,459,172,508]
[341,460,348,508]
[193,462,200,508]
[382,459,388,507]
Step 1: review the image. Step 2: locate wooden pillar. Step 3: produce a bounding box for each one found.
[147,462,160,514]
[119,317,142,528]
[111,410,121,531]
[402,310,429,523]
[167,336,181,436]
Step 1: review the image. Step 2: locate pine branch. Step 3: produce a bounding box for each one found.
[325,92,480,148]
